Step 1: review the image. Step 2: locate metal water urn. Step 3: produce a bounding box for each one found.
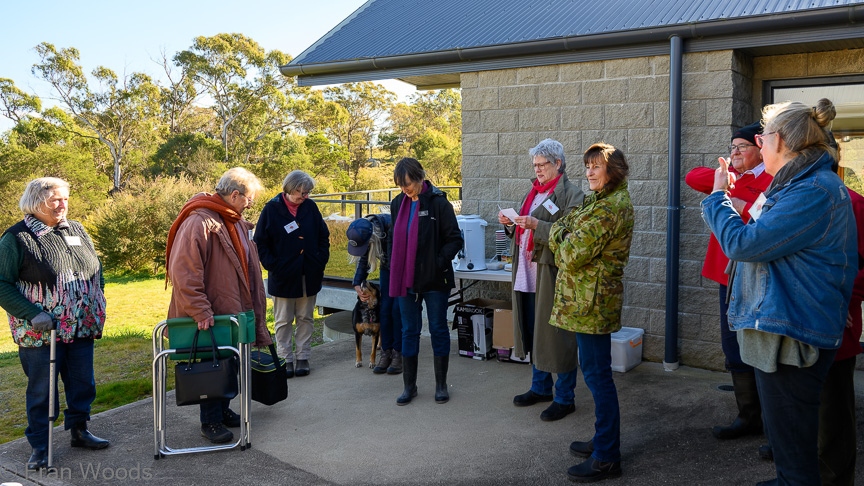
[454,215,488,271]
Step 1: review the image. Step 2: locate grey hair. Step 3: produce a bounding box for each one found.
[19,177,70,215]
[282,170,316,195]
[529,138,566,173]
[215,167,264,200]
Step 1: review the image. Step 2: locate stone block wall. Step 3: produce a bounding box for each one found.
[460,50,753,370]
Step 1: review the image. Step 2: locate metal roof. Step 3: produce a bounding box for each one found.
[284,0,864,85]
[291,0,863,64]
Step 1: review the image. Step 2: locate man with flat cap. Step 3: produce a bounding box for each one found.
[685,122,773,440]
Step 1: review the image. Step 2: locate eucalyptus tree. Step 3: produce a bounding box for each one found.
[32,42,161,192]
[174,33,292,162]
[305,82,395,188]
[0,78,41,124]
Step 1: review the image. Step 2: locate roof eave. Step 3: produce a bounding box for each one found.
[280,5,864,79]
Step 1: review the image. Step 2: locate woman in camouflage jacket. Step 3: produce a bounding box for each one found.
[547,143,634,483]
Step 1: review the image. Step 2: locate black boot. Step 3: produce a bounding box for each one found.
[27,447,47,470]
[396,355,418,406]
[433,355,449,404]
[713,370,763,439]
[70,422,110,449]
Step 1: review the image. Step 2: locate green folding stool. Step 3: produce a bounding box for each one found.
[151,311,254,458]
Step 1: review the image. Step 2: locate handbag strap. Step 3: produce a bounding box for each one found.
[268,342,286,373]
[186,327,221,369]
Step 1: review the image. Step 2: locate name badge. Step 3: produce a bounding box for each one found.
[248,229,255,240]
[542,199,559,215]
[419,210,429,217]
[284,221,299,234]
[64,236,82,246]
[748,193,767,221]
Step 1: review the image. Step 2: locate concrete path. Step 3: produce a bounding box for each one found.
[0,337,862,485]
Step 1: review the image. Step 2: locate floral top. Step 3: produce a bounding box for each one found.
[0,215,106,347]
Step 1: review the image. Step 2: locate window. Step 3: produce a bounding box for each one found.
[764,76,864,194]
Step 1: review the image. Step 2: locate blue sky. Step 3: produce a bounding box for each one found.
[0,0,413,131]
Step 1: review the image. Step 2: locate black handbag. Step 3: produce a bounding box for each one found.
[175,327,238,406]
[250,342,288,405]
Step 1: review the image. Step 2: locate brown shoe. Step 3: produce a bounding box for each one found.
[387,349,403,374]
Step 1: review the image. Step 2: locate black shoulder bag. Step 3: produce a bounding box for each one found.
[175,327,239,406]
[250,342,288,405]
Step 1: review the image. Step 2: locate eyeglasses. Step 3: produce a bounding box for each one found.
[238,193,255,205]
[755,132,777,148]
[728,143,756,153]
[295,190,311,198]
[532,160,552,170]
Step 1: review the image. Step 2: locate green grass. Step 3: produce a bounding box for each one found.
[0,274,328,444]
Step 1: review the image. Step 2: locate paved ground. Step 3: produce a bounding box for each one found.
[0,337,862,486]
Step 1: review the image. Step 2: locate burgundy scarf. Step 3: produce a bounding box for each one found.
[389,182,429,297]
[516,173,561,253]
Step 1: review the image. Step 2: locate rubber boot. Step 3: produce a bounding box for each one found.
[433,355,449,404]
[396,355,418,406]
[713,370,763,439]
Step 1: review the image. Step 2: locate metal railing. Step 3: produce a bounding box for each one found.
[311,186,461,219]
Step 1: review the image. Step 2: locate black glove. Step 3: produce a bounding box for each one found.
[30,312,54,332]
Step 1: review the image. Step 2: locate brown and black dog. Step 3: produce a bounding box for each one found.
[352,281,381,368]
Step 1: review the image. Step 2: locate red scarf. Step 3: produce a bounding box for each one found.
[282,193,301,217]
[516,174,561,254]
[165,193,249,288]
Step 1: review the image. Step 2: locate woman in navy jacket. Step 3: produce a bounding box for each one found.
[254,170,330,377]
[389,158,462,406]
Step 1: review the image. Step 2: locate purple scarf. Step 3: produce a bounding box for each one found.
[389,182,429,297]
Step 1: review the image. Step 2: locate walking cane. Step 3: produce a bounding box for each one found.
[47,323,57,470]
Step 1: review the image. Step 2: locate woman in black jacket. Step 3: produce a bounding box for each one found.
[254,170,330,377]
[389,158,462,406]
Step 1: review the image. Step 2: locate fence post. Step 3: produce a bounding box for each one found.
[355,202,363,219]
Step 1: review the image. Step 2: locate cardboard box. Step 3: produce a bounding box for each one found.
[453,299,510,360]
[491,308,531,363]
[610,327,644,372]
[492,308,514,349]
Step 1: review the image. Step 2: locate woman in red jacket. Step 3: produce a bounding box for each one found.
[684,122,772,440]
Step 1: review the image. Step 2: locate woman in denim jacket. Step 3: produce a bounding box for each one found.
[701,98,856,486]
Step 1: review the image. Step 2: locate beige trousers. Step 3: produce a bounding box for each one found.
[273,295,317,362]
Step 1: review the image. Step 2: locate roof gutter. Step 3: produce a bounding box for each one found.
[280,5,864,77]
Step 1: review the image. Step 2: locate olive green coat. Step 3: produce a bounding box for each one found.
[508,173,584,373]
[548,181,634,335]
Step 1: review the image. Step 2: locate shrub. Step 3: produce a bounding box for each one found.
[87,176,210,274]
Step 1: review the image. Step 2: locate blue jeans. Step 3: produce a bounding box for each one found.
[719,285,752,373]
[19,338,96,449]
[519,291,579,404]
[576,332,621,463]
[379,268,402,353]
[399,290,450,357]
[756,347,836,486]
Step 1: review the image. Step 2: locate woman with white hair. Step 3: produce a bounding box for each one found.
[254,170,330,377]
[0,177,110,470]
[498,138,584,422]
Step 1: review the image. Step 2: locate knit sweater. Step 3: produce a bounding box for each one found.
[0,216,106,347]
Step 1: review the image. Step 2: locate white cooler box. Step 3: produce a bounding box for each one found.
[610,327,644,373]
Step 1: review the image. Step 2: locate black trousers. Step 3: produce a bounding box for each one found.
[818,356,857,486]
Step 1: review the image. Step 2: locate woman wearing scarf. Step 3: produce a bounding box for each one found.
[389,158,462,406]
[254,170,330,378]
[702,99,856,485]
[497,139,584,422]
[166,167,272,444]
